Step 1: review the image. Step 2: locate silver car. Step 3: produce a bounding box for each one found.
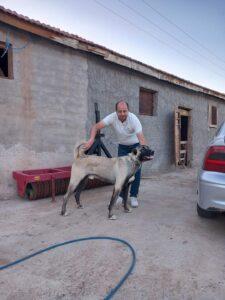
[197,121,225,218]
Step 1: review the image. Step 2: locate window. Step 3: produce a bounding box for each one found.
[139,88,157,116]
[0,42,13,79]
[208,104,218,127]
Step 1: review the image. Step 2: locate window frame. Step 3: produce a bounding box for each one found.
[139,87,157,116]
[0,41,13,79]
[208,104,218,128]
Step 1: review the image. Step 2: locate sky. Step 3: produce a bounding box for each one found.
[1,0,225,93]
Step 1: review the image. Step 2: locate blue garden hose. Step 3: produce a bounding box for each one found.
[0,236,136,300]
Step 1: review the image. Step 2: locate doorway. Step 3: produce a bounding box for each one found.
[174,107,192,166]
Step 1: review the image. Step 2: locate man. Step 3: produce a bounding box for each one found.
[84,100,148,208]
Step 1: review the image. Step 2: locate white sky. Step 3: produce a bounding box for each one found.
[1,0,225,93]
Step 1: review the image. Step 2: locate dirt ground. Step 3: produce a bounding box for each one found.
[1,168,225,300]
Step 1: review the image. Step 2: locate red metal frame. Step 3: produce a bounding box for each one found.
[12,166,71,201]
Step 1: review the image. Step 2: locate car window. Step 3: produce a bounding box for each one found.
[215,122,225,137]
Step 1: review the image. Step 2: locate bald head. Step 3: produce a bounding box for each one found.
[115,101,129,111]
[115,101,129,123]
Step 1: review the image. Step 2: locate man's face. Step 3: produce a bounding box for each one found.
[116,102,129,123]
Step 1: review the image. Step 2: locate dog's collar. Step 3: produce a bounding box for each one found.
[135,160,141,168]
[129,154,141,168]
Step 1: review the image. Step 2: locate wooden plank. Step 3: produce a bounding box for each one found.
[180,150,187,154]
[174,109,180,166]
[179,109,189,116]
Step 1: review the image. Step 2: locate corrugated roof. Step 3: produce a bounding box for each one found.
[0,5,225,100]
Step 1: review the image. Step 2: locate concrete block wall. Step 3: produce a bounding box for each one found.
[0,24,88,198]
[86,56,225,176]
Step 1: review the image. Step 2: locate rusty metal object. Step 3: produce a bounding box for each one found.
[25,178,109,200]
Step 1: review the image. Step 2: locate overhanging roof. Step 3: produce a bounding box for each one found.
[1,5,225,100]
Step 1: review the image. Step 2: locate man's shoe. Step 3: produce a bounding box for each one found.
[130,197,138,208]
[116,196,123,208]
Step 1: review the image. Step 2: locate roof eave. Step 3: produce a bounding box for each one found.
[1,7,225,101]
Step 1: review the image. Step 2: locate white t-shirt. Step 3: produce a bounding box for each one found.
[102,112,142,145]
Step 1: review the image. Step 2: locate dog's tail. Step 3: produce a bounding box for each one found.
[74,142,86,159]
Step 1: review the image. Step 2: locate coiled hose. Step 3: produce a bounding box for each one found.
[0,236,136,300]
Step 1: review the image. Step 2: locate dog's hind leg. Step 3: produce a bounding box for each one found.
[61,179,82,216]
[74,176,89,209]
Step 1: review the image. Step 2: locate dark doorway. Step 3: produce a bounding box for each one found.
[174,108,192,166]
[181,116,188,141]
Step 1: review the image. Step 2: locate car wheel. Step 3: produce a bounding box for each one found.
[197,204,218,219]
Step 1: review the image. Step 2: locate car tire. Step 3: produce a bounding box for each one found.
[197,204,218,219]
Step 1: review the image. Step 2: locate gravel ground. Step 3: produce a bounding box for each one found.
[1,168,225,300]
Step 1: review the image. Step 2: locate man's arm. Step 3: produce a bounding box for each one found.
[84,121,106,150]
[137,131,148,146]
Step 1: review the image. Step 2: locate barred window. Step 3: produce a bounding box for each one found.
[139,88,157,116]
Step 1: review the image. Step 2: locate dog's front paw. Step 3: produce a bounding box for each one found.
[124,206,132,213]
[109,215,117,220]
[60,211,68,216]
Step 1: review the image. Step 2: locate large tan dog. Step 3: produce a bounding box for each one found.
[61,143,154,220]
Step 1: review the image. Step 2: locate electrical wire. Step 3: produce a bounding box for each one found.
[142,0,225,66]
[0,30,31,59]
[118,0,225,73]
[93,0,225,79]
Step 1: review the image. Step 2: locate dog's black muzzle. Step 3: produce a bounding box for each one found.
[139,145,154,161]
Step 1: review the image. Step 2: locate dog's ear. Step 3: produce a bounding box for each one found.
[132,148,137,155]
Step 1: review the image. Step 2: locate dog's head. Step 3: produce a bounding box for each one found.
[132,145,154,162]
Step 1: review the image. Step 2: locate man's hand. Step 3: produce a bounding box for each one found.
[84,121,106,150]
[83,138,94,150]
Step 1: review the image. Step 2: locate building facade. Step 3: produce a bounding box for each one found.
[1,6,225,198]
